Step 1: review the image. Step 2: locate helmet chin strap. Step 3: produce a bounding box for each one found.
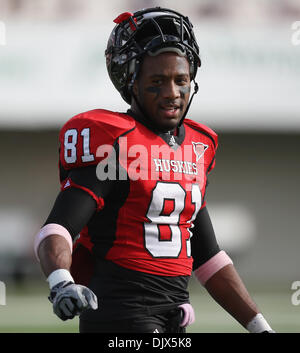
[178,79,199,126]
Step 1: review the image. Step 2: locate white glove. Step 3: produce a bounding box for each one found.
[49,281,98,321]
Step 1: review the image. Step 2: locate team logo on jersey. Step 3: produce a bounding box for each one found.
[192,142,208,161]
[63,179,71,189]
[168,135,177,147]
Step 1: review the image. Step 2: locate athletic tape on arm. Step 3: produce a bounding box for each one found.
[193,250,233,285]
[34,223,73,261]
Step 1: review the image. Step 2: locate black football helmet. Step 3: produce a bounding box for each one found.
[105,7,201,105]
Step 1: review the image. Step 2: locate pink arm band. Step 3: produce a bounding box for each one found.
[193,250,233,285]
[34,223,73,261]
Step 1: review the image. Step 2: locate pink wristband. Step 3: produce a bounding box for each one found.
[193,250,233,285]
[34,223,73,261]
[178,303,195,327]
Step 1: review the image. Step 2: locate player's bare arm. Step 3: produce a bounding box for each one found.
[34,188,99,321]
[38,234,71,277]
[191,207,273,332]
[205,265,260,328]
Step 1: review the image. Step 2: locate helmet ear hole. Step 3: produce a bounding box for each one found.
[127,73,138,96]
[127,58,141,96]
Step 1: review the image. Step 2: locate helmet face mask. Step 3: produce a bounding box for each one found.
[105,7,201,105]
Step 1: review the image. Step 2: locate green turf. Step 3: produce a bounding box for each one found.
[0,280,298,333]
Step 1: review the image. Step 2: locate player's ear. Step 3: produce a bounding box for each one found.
[132,78,138,97]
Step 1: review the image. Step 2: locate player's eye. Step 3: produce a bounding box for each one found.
[152,79,163,85]
[176,77,188,85]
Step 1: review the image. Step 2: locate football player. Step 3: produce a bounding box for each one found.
[34,7,274,333]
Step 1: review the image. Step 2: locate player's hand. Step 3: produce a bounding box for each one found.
[49,281,98,321]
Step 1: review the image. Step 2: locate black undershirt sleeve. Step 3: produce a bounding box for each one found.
[45,165,115,238]
[67,165,115,199]
[191,206,221,271]
[44,187,97,239]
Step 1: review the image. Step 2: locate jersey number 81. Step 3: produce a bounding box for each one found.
[144,182,202,258]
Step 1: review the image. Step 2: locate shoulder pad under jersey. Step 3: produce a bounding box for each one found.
[184,119,218,148]
[59,109,136,170]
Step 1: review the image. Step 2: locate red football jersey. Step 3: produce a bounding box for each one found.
[59,109,217,277]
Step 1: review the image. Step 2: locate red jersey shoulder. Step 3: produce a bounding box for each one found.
[59,109,136,170]
[60,109,135,136]
[184,119,218,149]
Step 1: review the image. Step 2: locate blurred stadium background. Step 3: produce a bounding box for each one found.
[0,0,300,333]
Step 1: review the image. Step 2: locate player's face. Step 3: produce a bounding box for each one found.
[133,52,191,132]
